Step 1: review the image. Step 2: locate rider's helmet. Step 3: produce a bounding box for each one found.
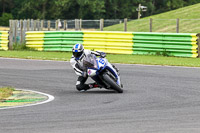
[72,43,84,60]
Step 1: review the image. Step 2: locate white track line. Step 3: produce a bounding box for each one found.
[0,89,55,110]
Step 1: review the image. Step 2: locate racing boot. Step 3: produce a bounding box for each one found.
[89,83,100,88]
[79,83,100,92]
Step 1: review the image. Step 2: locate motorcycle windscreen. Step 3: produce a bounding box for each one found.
[83,54,97,69]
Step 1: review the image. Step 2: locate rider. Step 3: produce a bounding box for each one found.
[70,43,107,91]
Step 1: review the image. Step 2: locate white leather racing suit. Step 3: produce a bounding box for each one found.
[70,49,105,91]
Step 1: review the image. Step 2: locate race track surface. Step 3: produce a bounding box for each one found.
[0,58,200,133]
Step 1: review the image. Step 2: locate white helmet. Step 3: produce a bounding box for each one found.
[72,43,84,60]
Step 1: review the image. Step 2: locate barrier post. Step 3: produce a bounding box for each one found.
[41,20,44,31]
[197,33,200,58]
[20,19,23,43]
[33,20,37,31]
[150,18,152,32]
[75,19,78,30]
[64,20,67,30]
[124,18,127,32]
[80,19,82,30]
[100,19,104,31]
[27,19,30,31]
[48,20,51,31]
[36,19,40,31]
[9,20,13,50]
[55,20,58,30]
[13,20,17,43]
[176,18,179,33]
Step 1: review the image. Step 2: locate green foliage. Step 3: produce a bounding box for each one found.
[0,13,13,26]
[13,43,36,51]
[156,51,170,57]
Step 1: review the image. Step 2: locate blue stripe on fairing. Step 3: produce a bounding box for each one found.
[106,66,120,86]
[75,44,79,49]
[106,66,118,78]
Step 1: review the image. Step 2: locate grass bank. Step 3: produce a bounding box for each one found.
[0,87,14,100]
[104,3,200,33]
[0,50,200,67]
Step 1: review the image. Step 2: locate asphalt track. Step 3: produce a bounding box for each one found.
[0,58,200,133]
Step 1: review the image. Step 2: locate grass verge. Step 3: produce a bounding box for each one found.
[0,87,14,100]
[104,3,200,33]
[0,50,200,67]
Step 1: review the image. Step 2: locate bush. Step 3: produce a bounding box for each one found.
[0,13,13,26]
[13,43,36,51]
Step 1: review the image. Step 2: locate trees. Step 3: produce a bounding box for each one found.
[0,0,199,23]
[53,0,105,19]
[0,13,13,26]
[0,0,14,15]
[17,0,51,19]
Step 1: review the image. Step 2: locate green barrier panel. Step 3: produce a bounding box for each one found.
[43,45,62,48]
[132,32,198,58]
[133,42,194,49]
[62,41,83,44]
[43,34,84,38]
[43,48,62,51]
[133,35,195,42]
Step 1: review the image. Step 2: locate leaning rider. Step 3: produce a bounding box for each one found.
[70,43,106,91]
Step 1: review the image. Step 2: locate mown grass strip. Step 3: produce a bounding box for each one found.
[4,98,45,102]
[0,50,200,67]
[0,87,14,100]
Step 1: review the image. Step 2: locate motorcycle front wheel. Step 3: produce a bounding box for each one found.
[102,73,123,93]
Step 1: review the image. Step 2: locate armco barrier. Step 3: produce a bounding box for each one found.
[0,31,9,50]
[26,31,199,58]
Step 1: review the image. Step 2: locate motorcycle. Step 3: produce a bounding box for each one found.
[83,53,123,93]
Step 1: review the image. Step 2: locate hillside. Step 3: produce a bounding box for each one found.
[104,3,200,33]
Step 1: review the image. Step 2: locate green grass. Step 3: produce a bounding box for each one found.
[0,50,70,61]
[104,3,200,33]
[0,87,14,100]
[0,50,200,67]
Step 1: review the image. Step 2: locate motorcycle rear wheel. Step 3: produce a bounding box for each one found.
[102,73,123,93]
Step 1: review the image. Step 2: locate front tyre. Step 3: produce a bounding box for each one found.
[102,73,123,93]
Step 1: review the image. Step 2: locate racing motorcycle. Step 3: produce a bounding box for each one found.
[83,53,123,93]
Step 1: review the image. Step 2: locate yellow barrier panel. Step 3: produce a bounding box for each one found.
[83,31,134,54]
[0,31,9,50]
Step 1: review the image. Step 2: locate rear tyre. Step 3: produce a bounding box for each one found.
[102,73,123,93]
